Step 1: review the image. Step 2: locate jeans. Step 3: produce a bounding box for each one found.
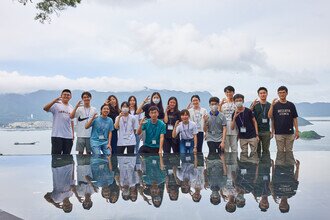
[180,139,194,154]
[91,144,111,155]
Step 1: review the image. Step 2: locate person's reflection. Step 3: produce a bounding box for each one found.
[73,154,97,210]
[173,154,194,196]
[222,152,238,213]
[164,153,181,201]
[44,155,75,213]
[252,152,272,212]
[204,152,227,206]
[190,153,205,202]
[116,155,140,202]
[85,155,119,204]
[139,154,166,208]
[270,151,300,213]
[234,152,259,211]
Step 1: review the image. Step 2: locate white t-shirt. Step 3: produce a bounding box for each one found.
[115,114,139,146]
[74,106,97,138]
[49,103,74,139]
[189,107,207,132]
[176,121,198,140]
[51,164,75,203]
[221,102,238,135]
[130,109,143,122]
[118,156,139,187]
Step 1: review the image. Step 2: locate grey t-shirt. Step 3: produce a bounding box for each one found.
[206,111,227,142]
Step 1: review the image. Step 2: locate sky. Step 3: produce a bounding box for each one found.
[0,0,329,102]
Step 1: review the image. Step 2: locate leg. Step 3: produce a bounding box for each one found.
[62,138,73,155]
[284,134,295,152]
[135,134,140,154]
[196,132,204,152]
[100,144,111,155]
[172,139,180,153]
[224,135,231,152]
[231,135,238,152]
[239,139,249,153]
[126,145,135,154]
[179,140,186,154]
[111,130,118,154]
[163,138,172,153]
[51,137,63,155]
[91,145,101,155]
[275,135,285,152]
[248,138,258,153]
[259,132,271,153]
[117,146,126,154]
[76,137,85,154]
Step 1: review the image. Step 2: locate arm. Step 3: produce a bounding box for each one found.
[107,131,112,152]
[231,110,239,130]
[43,97,60,112]
[203,114,209,133]
[159,134,164,154]
[71,121,75,140]
[114,115,122,130]
[220,126,227,150]
[137,117,146,135]
[294,160,300,181]
[136,96,150,114]
[252,117,259,141]
[293,117,299,139]
[70,100,82,119]
[250,99,258,111]
[163,107,169,123]
[268,98,277,119]
[193,134,197,153]
[85,113,97,129]
[172,120,180,138]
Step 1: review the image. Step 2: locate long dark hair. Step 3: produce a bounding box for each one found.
[128,95,138,115]
[167,96,179,113]
[151,92,164,113]
[107,95,120,114]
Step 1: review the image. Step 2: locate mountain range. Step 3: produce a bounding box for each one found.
[0,89,328,125]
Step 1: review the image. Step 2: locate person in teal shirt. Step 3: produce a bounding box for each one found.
[138,106,166,154]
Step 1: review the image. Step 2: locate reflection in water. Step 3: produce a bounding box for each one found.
[44,152,300,213]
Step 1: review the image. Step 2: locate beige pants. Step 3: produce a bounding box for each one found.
[275,134,295,152]
[239,137,258,153]
[225,135,238,152]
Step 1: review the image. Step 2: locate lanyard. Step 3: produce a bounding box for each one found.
[238,111,245,127]
[122,116,129,133]
[260,104,267,118]
[209,112,218,131]
[84,107,91,118]
[182,122,190,138]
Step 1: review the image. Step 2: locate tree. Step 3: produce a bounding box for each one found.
[18,0,81,23]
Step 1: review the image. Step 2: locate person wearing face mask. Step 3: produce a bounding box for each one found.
[231,94,259,153]
[136,92,165,120]
[203,97,227,153]
[114,102,139,154]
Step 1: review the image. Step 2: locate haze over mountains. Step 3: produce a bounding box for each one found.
[0,89,329,125]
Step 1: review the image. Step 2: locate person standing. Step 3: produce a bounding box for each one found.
[128,96,143,153]
[163,97,181,153]
[105,95,120,154]
[250,87,272,154]
[268,86,299,152]
[70,91,97,154]
[231,94,259,153]
[204,97,227,153]
[188,95,207,153]
[43,89,74,155]
[219,86,238,152]
[115,102,139,154]
[136,92,165,120]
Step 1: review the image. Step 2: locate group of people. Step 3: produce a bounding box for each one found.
[43,85,299,155]
[45,151,300,213]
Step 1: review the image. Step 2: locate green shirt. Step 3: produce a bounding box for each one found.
[142,119,166,148]
[252,102,271,132]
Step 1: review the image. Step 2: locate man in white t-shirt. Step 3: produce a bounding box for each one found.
[219,86,238,152]
[43,89,74,155]
[70,91,97,154]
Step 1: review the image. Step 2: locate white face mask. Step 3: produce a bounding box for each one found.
[210,105,218,112]
[235,101,244,108]
[121,107,129,113]
[153,98,160,104]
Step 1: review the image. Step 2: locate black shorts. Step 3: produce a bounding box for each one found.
[51,137,73,155]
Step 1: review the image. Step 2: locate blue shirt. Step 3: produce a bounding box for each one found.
[90,116,114,146]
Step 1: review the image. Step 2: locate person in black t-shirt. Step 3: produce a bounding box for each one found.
[136,92,165,120]
[231,94,259,153]
[268,86,299,152]
[163,97,181,153]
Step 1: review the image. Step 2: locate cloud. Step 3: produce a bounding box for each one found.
[130,22,267,71]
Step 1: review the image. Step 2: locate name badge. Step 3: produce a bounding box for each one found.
[262,118,268,123]
[168,169,173,175]
[240,127,247,133]
[152,160,157,165]
[152,140,157,145]
[263,175,268,181]
[167,124,174,130]
[241,169,247,175]
[211,131,216,135]
[99,135,105,140]
[185,141,191,147]
[186,156,191,161]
